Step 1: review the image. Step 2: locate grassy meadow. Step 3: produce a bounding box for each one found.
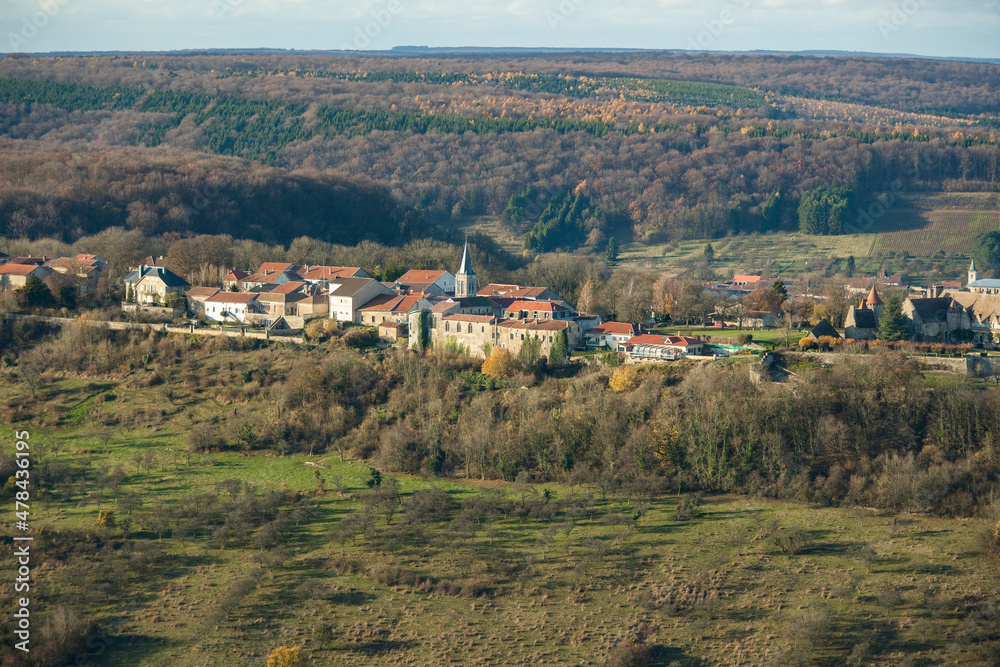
[2,359,999,666]
[615,193,1000,284]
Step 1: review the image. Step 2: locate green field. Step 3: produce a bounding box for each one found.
[652,327,798,345]
[2,369,999,666]
[618,197,1000,283]
[872,210,1000,256]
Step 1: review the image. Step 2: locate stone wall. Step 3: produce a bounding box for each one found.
[121,304,185,320]
[783,351,986,375]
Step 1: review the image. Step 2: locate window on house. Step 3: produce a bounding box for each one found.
[468,324,473,333]
[445,322,450,332]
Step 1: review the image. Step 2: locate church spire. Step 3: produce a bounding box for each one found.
[458,242,475,277]
[969,258,978,285]
[456,242,478,298]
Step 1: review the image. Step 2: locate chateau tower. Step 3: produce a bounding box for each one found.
[455,242,478,298]
[861,284,884,321]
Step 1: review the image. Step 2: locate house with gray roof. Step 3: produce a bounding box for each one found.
[902,297,964,342]
[807,318,841,342]
[123,265,190,306]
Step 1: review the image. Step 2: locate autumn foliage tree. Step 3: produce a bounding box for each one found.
[481,348,515,379]
[267,646,304,667]
[609,365,642,393]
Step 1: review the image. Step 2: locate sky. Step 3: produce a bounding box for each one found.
[2,0,999,60]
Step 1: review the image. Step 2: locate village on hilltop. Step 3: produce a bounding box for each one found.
[3,249,1000,361]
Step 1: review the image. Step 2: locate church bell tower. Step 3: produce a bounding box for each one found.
[456,242,478,298]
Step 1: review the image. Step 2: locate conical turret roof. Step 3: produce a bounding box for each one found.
[866,284,883,306]
[458,242,475,275]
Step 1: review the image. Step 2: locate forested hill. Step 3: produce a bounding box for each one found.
[0,148,419,245]
[0,53,998,247]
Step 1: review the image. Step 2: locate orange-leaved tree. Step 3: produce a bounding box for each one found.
[609,365,642,393]
[481,348,515,379]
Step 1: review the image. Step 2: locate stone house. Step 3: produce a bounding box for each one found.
[123,266,190,306]
[357,293,434,326]
[583,322,635,349]
[394,269,455,295]
[203,292,260,323]
[185,287,221,318]
[44,254,105,293]
[0,263,53,291]
[328,278,395,323]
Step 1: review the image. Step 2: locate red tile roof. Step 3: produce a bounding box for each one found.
[626,334,705,347]
[358,294,425,313]
[477,283,521,296]
[395,281,437,294]
[398,269,449,284]
[497,319,534,330]
[478,284,557,300]
[0,263,42,276]
[429,300,461,313]
[505,300,571,313]
[529,320,571,332]
[864,285,883,305]
[507,287,550,299]
[443,314,496,324]
[268,281,308,295]
[497,318,571,332]
[258,262,297,274]
[224,269,249,281]
[587,322,635,336]
[205,292,258,304]
[186,287,221,298]
[300,266,364,281]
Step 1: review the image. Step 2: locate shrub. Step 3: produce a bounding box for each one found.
[94,509,115,529]
[187,423,224,452]
[977,521,1000,559]
[609,365,641,393]
[604,642,655,667]
[772,524,812,555]
[602,351,624,366]
[342,326,379,350]
[603,623,658,667]
[304,318,327,341]
[672,494,702,521]
[266,646,303,667]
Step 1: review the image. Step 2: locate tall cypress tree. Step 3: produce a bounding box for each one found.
[877,294,908,341]
[549,330,569,366]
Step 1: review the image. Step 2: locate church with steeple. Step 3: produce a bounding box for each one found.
[455,242,478,298]
[966,258,1000,295]
[406,241,584,358]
